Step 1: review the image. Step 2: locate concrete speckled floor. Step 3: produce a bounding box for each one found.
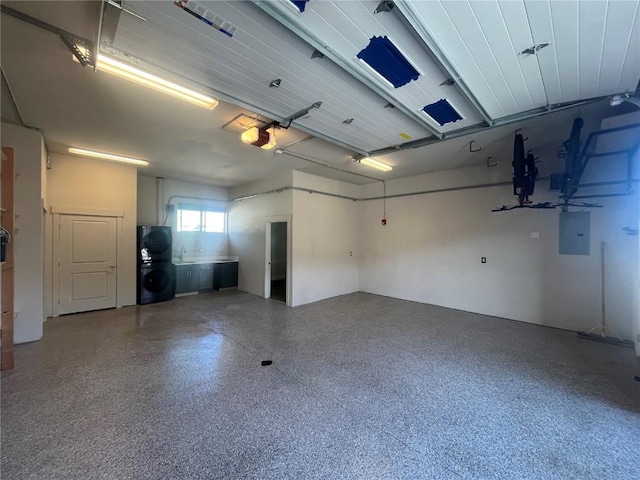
[2,291,639,479]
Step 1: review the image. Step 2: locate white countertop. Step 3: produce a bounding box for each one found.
[173,256,238,266]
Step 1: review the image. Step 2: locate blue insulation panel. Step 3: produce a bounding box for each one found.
[356,36,420,88]
[290,0,309,12]
[422,99,463,126]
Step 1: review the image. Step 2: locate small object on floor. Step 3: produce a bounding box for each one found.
[261,360,272,366]
[634,375,640,382]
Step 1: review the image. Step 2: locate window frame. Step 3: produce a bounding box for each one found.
[176,202,227,234]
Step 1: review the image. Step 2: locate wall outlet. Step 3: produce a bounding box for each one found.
[531,232,540,238]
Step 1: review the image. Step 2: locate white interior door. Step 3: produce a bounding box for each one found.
[58,215,117,315]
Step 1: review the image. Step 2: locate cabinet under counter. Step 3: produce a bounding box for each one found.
[173,262,238,296]
[212,262,238,290]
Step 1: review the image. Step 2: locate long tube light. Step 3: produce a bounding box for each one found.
[359,157,392,172]
[96,55,218,110]
[68,147,149,166]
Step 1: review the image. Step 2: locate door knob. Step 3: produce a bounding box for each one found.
[109,265,116,269]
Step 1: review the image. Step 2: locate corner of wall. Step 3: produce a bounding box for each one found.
[2,123,45,342]
[229,170,294,200]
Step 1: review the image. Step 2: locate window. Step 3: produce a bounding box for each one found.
[176,203,226,233]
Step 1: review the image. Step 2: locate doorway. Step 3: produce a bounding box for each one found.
[56,214,118,315]
[269,222,287,302]
[265,216,291,305]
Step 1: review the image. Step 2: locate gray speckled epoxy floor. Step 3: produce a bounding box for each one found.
[1,292,639,480]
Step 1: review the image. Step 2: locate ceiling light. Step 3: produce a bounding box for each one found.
[95,55,218,110]
[359,157,392,172]
[68,147,149,166]
[261,127,277,150]
[241,127,262,144]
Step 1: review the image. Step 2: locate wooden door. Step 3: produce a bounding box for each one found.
[58,215,117,315]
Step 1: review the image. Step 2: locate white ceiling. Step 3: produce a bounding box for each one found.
[396,0,640,115]
[1,1,638,188]
[109,0,435,152]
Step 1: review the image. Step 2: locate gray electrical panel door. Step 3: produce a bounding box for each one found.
[559,212,591,255]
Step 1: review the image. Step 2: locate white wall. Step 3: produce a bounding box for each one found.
[358,115,639,341]
[596,112,640,355]
[228,171,360,307]
[47,153,138,308]
[137,175,158,225]
[137,176,229,261]
[228,172,293,298]
[1,123,45,343]
[290,171,359,307]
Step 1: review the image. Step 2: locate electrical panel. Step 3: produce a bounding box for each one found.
[559,212,590,255]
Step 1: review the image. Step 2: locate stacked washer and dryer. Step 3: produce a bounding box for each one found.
[137,226,174,305]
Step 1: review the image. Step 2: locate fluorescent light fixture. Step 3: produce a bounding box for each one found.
[359,157,392,172]
[96,54,218,110]
[68,147,149,166]
[261,127,277,150]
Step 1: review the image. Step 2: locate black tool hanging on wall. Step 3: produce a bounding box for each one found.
[561,117,584,201]
[512,131,538,205]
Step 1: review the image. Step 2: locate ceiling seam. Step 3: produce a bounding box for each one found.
[436,1,507,117]
[495,0,536,109]
[0,66,48,149]
[277,149,385,185]
[310,6,440,129]
[546,0,563,101]
[467,0,523,112]
[522,0,549,106]
[332,2,443,111]
[112,32,397,149]
[390,2,493,125]
[121,7,415,137]
[614,0,640,92]
[594,1,608,97]
[0,67,27,128]
[358,1,444,102]
[252,0,444,139]
[305,4,424,122]
[576,0,580,101]
[595,1,611,96]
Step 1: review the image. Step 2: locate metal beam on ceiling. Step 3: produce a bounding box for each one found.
[0,4,95,67]
[393,0,494,126]
[252,0,444,140]
[353,97,606,160]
